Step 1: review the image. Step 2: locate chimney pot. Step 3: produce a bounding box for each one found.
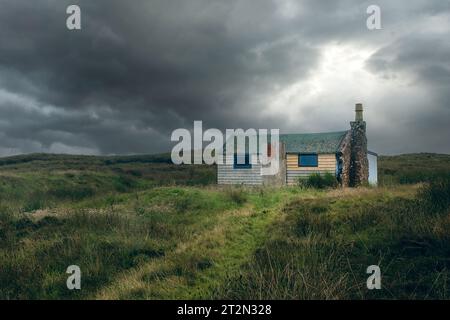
[355,103,363,121]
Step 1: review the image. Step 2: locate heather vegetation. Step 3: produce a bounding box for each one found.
[0,153,449,299]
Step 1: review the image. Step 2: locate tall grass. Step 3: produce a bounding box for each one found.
[224,187,248,205]
[215,182,450,300]
[0,209,169,299]
[0,186,249,299]
[0,152,449,299]
[418,177,450,213]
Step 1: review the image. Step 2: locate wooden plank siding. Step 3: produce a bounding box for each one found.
[286,153,337,185]
[217,155,263,185]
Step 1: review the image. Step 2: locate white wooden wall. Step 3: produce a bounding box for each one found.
[217,155,263,185]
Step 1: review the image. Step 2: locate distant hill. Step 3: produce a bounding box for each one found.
[0,153,214,205]
[0,152,449,186]
[379,153,450,184]
[0,152,173,168]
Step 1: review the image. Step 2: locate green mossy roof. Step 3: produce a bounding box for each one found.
[280,131,348,154]
[224,130,348,154]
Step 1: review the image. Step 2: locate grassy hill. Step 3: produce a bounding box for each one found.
[379,153,450,185]
[0,153,449,299]
[0,153,214,211]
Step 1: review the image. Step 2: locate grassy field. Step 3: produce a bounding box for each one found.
[379,153,450,185]
[0,153,449,299]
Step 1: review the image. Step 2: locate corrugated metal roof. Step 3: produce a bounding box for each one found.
[280,131,348,153]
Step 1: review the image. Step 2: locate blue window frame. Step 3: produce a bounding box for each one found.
[298,154,318,167]
[234,154,252,169]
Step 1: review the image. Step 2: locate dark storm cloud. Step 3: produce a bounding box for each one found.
[0,0,322,154]
[0,0,449,155]
[366,29,450,154]
[367,34,450,84]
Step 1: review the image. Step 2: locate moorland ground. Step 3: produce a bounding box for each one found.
[0,153,449,299]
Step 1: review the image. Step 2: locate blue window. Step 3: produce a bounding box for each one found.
[234,154,252,169]
[298,154,318,167]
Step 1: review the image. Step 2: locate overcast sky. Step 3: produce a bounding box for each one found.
[0,0,449,156]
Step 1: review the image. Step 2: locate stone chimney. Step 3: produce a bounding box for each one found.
[349,103,369,186]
